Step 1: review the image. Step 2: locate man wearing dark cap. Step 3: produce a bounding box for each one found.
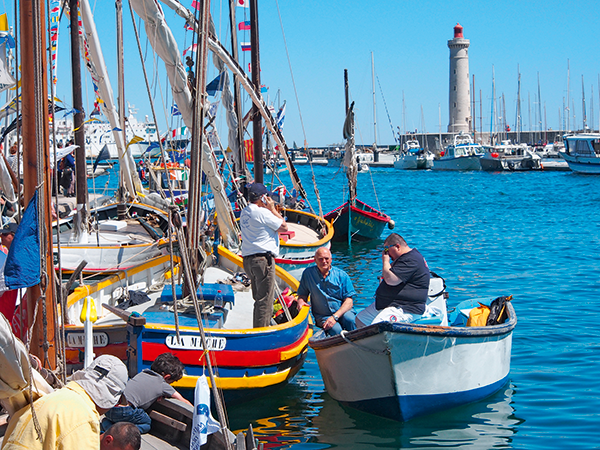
[240,183,288,328]
[1,355,129,450]
[0,222,18,253]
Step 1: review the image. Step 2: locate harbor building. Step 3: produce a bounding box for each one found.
[448,23,470,133]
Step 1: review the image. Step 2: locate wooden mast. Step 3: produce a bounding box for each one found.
[70,0,88,238]
[227,0,246,178]
[21,0,56,368]
[116,0,127,218]
[249,0,263,183]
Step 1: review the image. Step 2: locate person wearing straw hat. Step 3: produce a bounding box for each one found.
[1,355,128,450]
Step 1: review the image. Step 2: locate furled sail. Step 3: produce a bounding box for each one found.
[129,0,239,249]
[158,0,311,210]
[341,102,357,203]
[129,0,193,123]
[80,0,140,198]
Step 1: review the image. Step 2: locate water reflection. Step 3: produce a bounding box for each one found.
[228,377,522,449]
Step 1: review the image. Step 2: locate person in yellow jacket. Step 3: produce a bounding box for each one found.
[1,355,129,450]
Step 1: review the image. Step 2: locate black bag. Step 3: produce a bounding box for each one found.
[116,290,151,310]
[486,295,512,326]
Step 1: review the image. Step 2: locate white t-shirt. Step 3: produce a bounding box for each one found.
[240,203,283,257]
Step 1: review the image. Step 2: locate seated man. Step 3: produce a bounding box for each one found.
[102,352,192,434]
[297,247,356,336]
[356,233,430,327]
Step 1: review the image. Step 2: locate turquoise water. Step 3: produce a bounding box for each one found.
[93,164,600,448]
[228,166,600,449]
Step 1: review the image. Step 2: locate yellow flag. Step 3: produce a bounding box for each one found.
[0,14,8,32]
[126,135,144,149]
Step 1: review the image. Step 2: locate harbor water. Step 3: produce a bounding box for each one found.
[231,166,600,449]
[93,164,600,448]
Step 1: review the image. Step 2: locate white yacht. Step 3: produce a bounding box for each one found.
[433,132,483,171]
[480,140,541,171]
[394,138,434,170]
[560,134,600,174]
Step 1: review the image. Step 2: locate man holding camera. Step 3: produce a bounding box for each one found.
[240,183,288,328]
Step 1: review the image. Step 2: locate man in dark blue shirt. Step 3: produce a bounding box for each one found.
[357,233,430,326]
[297,247,357,336]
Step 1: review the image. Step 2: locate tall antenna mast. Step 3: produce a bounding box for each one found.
[515,65,521,143]
[371,52,377,147]
[582,75,587,130]
[566,59,570,131]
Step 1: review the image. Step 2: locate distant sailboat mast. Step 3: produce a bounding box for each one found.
[590,84,594,132]
[566,59,570,131]
[582,75,587,131]
[490,65,495,145]
[537,72,542,140]
[515,66,521,143]
[371,52,378,161]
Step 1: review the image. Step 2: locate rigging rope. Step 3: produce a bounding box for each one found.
[274,0,323,217]
[376,74,398,144]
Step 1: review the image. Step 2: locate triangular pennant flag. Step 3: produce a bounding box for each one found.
[126,135,144,149]
[93,146,111,172]
[206,73,224,96]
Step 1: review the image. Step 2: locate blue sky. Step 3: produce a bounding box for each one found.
[3,0,599,147]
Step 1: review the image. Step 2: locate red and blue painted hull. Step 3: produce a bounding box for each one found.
[324,199,391,242]
[131,308,311,403]
[63,249,311,404]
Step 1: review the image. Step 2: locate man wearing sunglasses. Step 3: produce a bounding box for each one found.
[356,233,430,326]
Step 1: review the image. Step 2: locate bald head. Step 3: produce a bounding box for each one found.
[314,247,332,276]
[100,422,141,450]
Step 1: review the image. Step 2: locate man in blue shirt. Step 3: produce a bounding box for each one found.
[297,247,357,336]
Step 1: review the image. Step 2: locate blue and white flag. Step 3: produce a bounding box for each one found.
[171,104,181,116]
[190,375,220,449]
[276,101,286,131]
[0,192,40,293]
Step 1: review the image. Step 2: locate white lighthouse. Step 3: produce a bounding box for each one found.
[448,23,470,133]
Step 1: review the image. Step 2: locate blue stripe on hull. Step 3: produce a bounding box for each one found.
[341,375,509,421]
[141,317,308,352]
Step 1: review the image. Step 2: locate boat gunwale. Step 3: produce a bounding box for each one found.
[309,303,516,350]
[280,208,334,248]
[65,246,307,334]
[324,200,390,224]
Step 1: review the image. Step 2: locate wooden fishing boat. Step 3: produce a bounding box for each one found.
[324,199,391,242]
[54,201,172,273]
[309,278,516,421]
[63,246,310,403]
[275,208,333,279]
[325,70,393,243]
